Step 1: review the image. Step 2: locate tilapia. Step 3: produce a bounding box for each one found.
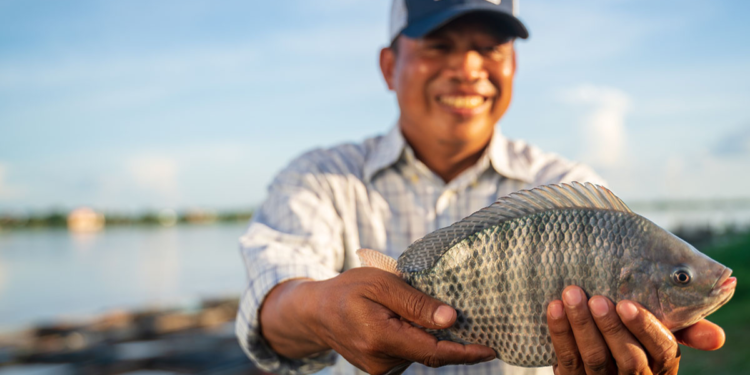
[357,182,736,368]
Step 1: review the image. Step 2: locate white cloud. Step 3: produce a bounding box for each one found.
[594,146,750,202]
[561,84,631,168]
[0,162,23,199]
[84,143,271,209]
[667,152,750,199]
[127,155,179,198]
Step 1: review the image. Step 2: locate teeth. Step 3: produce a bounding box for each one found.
[439,95,485,109]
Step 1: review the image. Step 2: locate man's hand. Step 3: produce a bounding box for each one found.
[260,268,496,375]
[547,285,726,375]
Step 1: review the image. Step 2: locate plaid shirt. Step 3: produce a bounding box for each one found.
[236,126,605,375]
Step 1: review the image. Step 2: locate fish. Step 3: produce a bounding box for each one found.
[357,182,736,368]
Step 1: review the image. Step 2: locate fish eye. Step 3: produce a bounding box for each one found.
[671,269,692,285]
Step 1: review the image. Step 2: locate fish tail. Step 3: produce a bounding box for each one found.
[356,248,402,277]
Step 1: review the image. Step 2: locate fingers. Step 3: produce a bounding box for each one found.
[319,268,497,375]
[381,318,496,367]
[587,296,650,374]
[559,286,617,374]
[616,300,680,374]
[547,300,583,375]
[366,271,456,329]
[674,319,725,351]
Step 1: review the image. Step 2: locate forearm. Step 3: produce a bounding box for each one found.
[260,278,330,359]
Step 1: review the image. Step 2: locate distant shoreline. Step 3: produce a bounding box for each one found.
[5,197,750,231]
[0,209,253,231]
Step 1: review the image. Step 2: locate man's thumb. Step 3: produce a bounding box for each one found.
[432,305,456,327]
[374,274,457,329]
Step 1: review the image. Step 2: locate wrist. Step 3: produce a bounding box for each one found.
[260,278,330,358]
[296,278,330,351]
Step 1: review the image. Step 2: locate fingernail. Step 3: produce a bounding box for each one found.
[589,297,609,318]
[549,301,565,319]
[433,305,454,326]
[481,355,496,362]
[563,288,581,307]
[617,301,639,321]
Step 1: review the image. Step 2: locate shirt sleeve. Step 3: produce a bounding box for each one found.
[235,158,345,375]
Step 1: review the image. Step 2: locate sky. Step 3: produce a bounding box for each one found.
[1,0,749,213]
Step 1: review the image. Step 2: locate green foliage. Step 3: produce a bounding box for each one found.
[679,230,750,374]
[0,209,254,230]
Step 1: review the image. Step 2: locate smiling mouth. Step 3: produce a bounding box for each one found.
[437,95,487,109]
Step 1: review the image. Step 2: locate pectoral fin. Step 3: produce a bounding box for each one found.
[356,248,402,277]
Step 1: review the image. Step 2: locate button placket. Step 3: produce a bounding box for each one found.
[435,189,456,215]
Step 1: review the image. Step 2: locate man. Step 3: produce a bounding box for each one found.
[236,1,725,374]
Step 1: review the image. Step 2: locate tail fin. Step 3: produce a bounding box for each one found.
[356,248,402,277]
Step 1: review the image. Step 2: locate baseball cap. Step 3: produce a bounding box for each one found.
[389,0,529,43]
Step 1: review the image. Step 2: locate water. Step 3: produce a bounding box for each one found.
[0,224,249,332]
[638,208,750,233]
[1,207,749,334]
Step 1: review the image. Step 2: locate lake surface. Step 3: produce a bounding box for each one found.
[0,224,249,332]
[1,207,749,333]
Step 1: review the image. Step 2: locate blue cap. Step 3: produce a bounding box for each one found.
[389,0,529,43]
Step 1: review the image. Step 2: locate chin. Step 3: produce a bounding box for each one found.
[438,118,494,143]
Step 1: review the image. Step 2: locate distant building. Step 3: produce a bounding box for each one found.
[67,208,105,233]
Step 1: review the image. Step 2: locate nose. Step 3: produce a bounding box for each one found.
[447,50,487,83]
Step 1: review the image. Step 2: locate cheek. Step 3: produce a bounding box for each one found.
[397,61,435,101]
[501,61,513,77]
[496,59,515,86]
[403,62,432,87]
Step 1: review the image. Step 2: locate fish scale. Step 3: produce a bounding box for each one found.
[357,182,736,370]
[405,208,641,366]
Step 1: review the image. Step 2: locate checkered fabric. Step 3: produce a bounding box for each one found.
[236,125,605,375]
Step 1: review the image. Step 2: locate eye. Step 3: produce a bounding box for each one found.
[477,44,512,59]
[671,269,692,285]
[477,46,499,55]
[426,42,451,52]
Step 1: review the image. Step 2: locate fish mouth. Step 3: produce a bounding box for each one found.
[710,267,736,296]
[666,268,736,332]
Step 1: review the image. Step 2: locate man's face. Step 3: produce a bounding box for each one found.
[380,17,516,148]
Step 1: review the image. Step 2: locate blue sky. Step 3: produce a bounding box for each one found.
[1,0,749,212]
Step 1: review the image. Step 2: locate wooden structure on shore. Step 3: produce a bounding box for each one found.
[0,298,268,375]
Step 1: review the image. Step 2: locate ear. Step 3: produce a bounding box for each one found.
[504,44,517,77]
[379,47,396,91]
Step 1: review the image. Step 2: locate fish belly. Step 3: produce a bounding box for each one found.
[407,209,641,367]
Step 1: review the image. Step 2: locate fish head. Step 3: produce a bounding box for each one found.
[626,223,736,331]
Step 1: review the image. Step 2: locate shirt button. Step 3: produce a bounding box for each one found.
[436,190,455,214]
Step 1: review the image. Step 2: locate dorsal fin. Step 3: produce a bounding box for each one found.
[397,182,632,273]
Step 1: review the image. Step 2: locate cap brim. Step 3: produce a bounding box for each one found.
[400,4,529,40]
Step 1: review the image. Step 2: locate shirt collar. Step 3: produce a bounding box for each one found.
[487,131,534,184]
[363,125,406,182]
[363,125,534,184]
